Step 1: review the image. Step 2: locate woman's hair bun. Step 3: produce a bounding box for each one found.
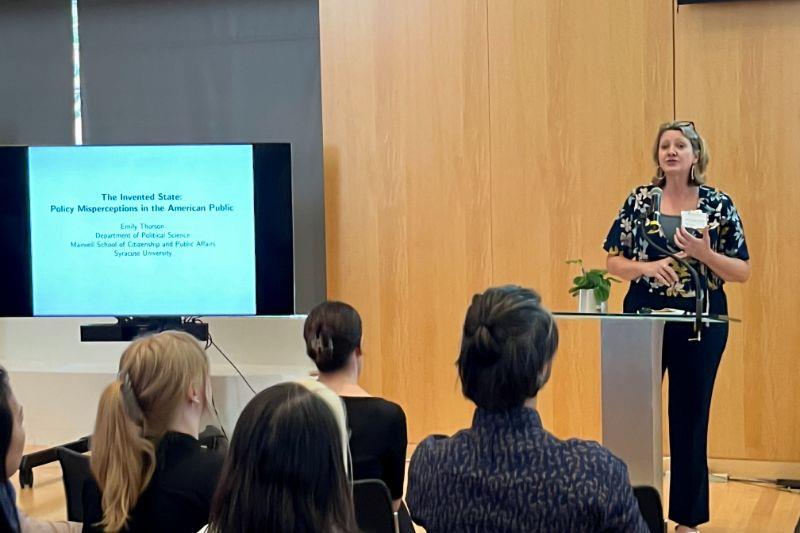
[309,333,335,363]
[457,285,559,411]
[303,301,362,373]
[470,321,502,365]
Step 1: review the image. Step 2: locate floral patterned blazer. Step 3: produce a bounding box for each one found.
[603,184,749,298]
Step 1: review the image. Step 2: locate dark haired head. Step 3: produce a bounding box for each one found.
[209,382,357,533]
[0,364,25,533]
[303,301,362,373]
[0,366,12,478]
[0,366,13,533]
[457,285,559,411]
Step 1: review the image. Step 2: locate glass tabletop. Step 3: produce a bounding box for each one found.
[551,311,739,324]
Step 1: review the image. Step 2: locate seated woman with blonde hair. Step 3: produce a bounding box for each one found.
[82,330,223,533]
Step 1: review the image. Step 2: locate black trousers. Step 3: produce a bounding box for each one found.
[623,283,729,527]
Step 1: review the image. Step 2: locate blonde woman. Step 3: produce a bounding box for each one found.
[83,331,223,533]
[604,121,750,531]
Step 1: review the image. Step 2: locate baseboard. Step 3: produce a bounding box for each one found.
[663,456,800,480]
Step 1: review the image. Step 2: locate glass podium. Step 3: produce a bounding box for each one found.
[552,312,738,498]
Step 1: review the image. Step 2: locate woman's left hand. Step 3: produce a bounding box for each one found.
[674,226,712,262]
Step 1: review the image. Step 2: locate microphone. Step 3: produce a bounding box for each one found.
[636,185,705,340]
[649,186,663,216]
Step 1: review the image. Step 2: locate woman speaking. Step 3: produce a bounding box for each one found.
[603,121,750,532]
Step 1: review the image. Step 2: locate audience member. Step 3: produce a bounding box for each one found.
[406,285,648,532]
[0,366,81,532]
[83,331,223,533]
[206,382,357,533]
[303,302,409,518]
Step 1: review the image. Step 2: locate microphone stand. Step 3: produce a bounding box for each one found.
[638,211,704,341]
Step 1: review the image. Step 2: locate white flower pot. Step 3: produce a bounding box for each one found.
[578,289,608,313]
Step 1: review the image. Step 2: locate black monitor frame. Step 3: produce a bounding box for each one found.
[0,143,294,318]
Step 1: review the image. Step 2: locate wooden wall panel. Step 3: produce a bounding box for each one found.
[675,0,800,461]
[487,0,674,439]
[319,0,492,442]
[320,0,800,464]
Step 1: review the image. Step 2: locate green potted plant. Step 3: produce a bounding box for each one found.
[566,259,620,313]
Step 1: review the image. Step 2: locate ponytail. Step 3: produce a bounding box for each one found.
[90,330,210,531]
[90,380,156,532]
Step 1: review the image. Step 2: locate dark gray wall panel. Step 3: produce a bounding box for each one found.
[0,0,74,145]
[78,0,325,312]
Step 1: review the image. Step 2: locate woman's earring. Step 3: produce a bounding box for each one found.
[690,164,697,184]
[656,167,665,184]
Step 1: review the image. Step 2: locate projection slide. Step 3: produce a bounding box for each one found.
[28,145,257,316]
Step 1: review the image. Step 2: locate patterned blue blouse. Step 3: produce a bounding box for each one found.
[406,407,648,533]
[603,184,749,297]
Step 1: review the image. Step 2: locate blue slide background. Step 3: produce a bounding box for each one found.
[28,145,257,316]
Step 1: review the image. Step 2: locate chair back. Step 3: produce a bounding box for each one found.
[633,485,665,533]
[352,479,398,533]
[56,446,92,522]
[199,425,229,454]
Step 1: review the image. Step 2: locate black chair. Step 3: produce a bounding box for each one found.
[633,485,666,533]
[352,479,398,533]
[198,425,228,454]
[56,446,92,522]
[18,435,89,488]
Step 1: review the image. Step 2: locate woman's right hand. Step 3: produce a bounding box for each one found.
[607,252,687,284]
[640,256,682,286]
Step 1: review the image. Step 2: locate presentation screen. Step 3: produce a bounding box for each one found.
[0,143,294,317]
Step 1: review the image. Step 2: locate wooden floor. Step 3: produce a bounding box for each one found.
[14,456,69,523]
[14,451,800,532]
[663,476,800,532]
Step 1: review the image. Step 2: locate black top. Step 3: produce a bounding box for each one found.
[83,431,224,533]
[342,396,407,499]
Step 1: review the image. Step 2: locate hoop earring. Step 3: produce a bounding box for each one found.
[690,164,697,184]
[655,167,666,184]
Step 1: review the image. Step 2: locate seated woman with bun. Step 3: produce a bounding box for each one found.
[83,330,223,533]
[303,302,409,517]
[407,285,648,533]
